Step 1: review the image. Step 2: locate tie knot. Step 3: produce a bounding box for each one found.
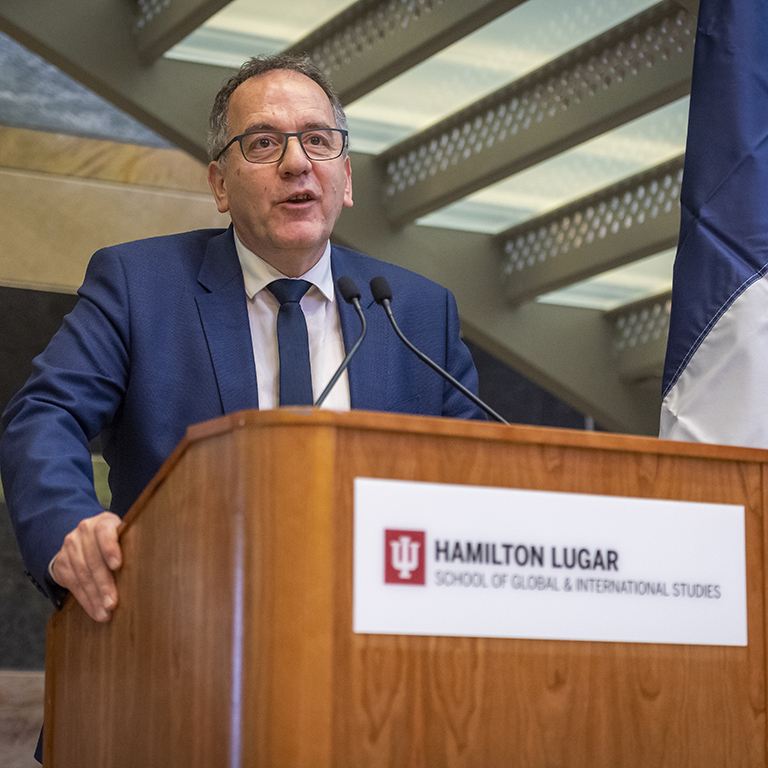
[268,279,312,305]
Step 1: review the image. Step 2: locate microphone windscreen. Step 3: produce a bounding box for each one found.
[337,276,361,303]
[370,276,393,305]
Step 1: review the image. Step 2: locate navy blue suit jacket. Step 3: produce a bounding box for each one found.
[1,227,484,607]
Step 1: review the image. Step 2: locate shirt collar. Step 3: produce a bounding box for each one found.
[234,231,334,302]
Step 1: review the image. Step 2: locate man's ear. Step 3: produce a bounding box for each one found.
[342,156,353,208]
[207,161,230,214]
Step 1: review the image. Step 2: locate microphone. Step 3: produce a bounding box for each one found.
[314,276,368,408]
[369,276,509,425]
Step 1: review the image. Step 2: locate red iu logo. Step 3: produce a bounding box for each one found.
[384,530,426,585]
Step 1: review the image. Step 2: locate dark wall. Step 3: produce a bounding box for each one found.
[0,287,77,413]
[0,287,78,669]
[466,339,589,429]
[0,500,50,668]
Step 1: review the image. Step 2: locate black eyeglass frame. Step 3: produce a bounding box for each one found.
[214,128,349,164]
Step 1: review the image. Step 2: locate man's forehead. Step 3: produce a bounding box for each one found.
[231,70,331,111]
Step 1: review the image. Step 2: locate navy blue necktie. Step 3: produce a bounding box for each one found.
[267,279,313,406]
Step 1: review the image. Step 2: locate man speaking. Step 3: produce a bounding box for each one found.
[0,54,485,629]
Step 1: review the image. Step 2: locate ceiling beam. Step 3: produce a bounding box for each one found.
[497,156,684,304]
[606,292,671,383]
[0,0,228,162]
[675,0,700,14]
[334,153,661,435]
[378,0,694,226]
[133,0,231,64]
[0,0,525,160]
[286,0,526,105]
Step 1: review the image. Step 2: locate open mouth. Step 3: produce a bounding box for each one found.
[285,193,314,203]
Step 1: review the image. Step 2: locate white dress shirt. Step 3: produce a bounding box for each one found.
[233,232,351,411]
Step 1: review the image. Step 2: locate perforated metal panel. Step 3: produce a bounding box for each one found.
[499,157,683,302]
[136,0,172,29]
[607,292,671,381]
[308,0,443,76]
[380,1,693,224]
[613,294,670,350]
[285,0,520,104]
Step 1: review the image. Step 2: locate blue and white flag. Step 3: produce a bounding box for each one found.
[660,0,768,448]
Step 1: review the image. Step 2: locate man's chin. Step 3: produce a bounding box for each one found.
[261,233,330,274]
[272,225,330,254]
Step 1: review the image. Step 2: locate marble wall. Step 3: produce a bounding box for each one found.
[0,501,49,671]
[0,502,48,766]
[0,126,230,293]
[0,670,44,768]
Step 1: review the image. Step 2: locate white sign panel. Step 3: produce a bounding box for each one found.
[353,478,747,646]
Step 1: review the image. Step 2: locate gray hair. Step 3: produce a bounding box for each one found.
[207,53,348,162]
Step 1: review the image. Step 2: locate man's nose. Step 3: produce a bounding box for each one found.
[279,135,312,172]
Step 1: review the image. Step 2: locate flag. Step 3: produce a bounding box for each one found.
[660,0,768,448]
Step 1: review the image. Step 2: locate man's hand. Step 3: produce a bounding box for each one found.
[51,511,123,622]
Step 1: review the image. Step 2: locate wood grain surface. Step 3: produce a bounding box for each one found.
[44,410,768,767]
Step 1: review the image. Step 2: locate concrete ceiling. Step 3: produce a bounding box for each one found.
[0,0,699,435]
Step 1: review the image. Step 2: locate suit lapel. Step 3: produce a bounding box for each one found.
[196,228,260,414]
[331,246,391,411]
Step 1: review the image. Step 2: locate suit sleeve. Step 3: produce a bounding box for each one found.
[0,248,131,606]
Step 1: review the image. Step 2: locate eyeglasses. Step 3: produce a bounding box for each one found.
[215,128,349,164]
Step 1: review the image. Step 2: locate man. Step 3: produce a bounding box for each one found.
[1,54,484,629]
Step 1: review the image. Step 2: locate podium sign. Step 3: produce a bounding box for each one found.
[353,478,748,645]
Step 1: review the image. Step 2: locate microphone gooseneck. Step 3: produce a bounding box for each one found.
[369,276,509,425]
[314,277,368,408]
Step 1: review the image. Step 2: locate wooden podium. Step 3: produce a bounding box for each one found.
[43,409,767,767]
